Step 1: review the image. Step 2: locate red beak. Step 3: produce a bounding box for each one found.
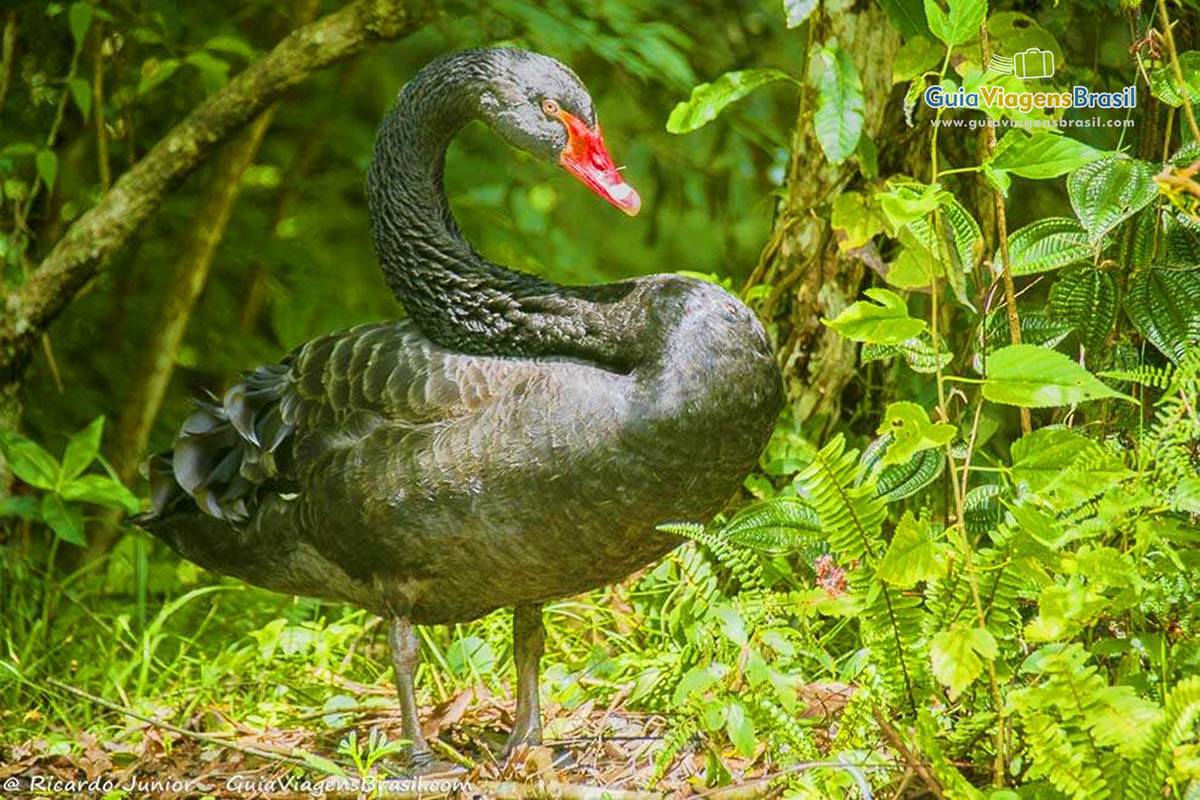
[556,110,641,217]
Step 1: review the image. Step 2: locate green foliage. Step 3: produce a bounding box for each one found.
[666,69,795,134]
[823,288,927,344]
[982,345,1133,407]
[0,417,139,545]
[1124,268,1200,364]
[809,44,865,164]
[5,0,1200,796]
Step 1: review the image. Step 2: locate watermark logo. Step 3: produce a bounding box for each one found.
[988,48,1056,80]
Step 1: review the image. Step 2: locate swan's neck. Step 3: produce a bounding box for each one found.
[367,52,640,368]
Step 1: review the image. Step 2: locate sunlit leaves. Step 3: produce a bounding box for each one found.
[823,288,926,344]
[61,416,103,482]
[876,402,956,465]
[666,69,795,134]
[931,625,996,699]
[831,191,886,252]
[878,512,943,587]
[782,0,816,28]
[1147,50,1200,107]
[1068,155,1158,244]
[809,44,864,165]
[923,0,986,48]
[982,345,1134,407]
[876,181,950,229]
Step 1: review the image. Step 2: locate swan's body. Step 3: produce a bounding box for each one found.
[141,48,781,766]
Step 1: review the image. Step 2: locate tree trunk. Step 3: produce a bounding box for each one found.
[754,3,900,435]
[0,0,437,432]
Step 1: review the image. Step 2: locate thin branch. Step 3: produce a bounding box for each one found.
[0,0,438,382]
[0,11,15,116]
[1157,0,1200,144]
[94,21,111,192]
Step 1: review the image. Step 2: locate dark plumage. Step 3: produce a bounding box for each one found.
[140,48,782,768]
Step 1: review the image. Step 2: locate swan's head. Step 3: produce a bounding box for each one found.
[478,49,641,217]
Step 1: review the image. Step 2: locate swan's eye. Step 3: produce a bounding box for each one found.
[541,98,560,117]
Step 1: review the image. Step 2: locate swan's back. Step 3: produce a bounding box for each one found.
[141,276,779,624]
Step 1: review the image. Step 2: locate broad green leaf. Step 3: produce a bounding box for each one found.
[988,131,1103,180]
[673,663,728,705]
[137,58,181,95]
[68,2,93,52]
[1147,51,1200,107]
[714,605,748,646]
[998,217,1091,276]
[0,431,60,490]
[823,288,926,344]
[35,150,58,191]
[876,181,949,230]
[878,511,943,586]
[61,475,140,513]
[666,69,794,134]
[884,246,937,289]
[1124,267,1200,364]
[61,416,103,482]
[930,624,993,699]
[725,701,757,758]
[1048,268,1116,354]
[783,0,816,27]
[831,191,885,252]
[809,44,864,164]
[877,0,930,38]
[982,344,1134,407]
[876,402,956,465]
[42,493,86,546]
[924,0,985,48]
[893,35,942,84]
[1068,155,1157,244]
[67,77,91,120]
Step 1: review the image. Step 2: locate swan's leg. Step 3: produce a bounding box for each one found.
[388,616,432,767]
[504,603,545,756]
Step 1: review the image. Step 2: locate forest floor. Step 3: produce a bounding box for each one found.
[1,683,804,798]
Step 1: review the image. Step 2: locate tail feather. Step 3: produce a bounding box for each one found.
[144,363,298,525]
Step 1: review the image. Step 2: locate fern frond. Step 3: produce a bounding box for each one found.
[796,434,887,563]
[659,522,764,593]
[1100,363,1175,389]
[1126,675,1200,800]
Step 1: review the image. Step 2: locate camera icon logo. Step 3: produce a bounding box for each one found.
[988,48,1055,80]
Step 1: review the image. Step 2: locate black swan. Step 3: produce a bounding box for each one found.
[140,47,782,766]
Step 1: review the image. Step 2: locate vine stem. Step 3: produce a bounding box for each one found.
[928,35,1009,787]
[1157,0,1200,143]
[978,25,1031,436]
